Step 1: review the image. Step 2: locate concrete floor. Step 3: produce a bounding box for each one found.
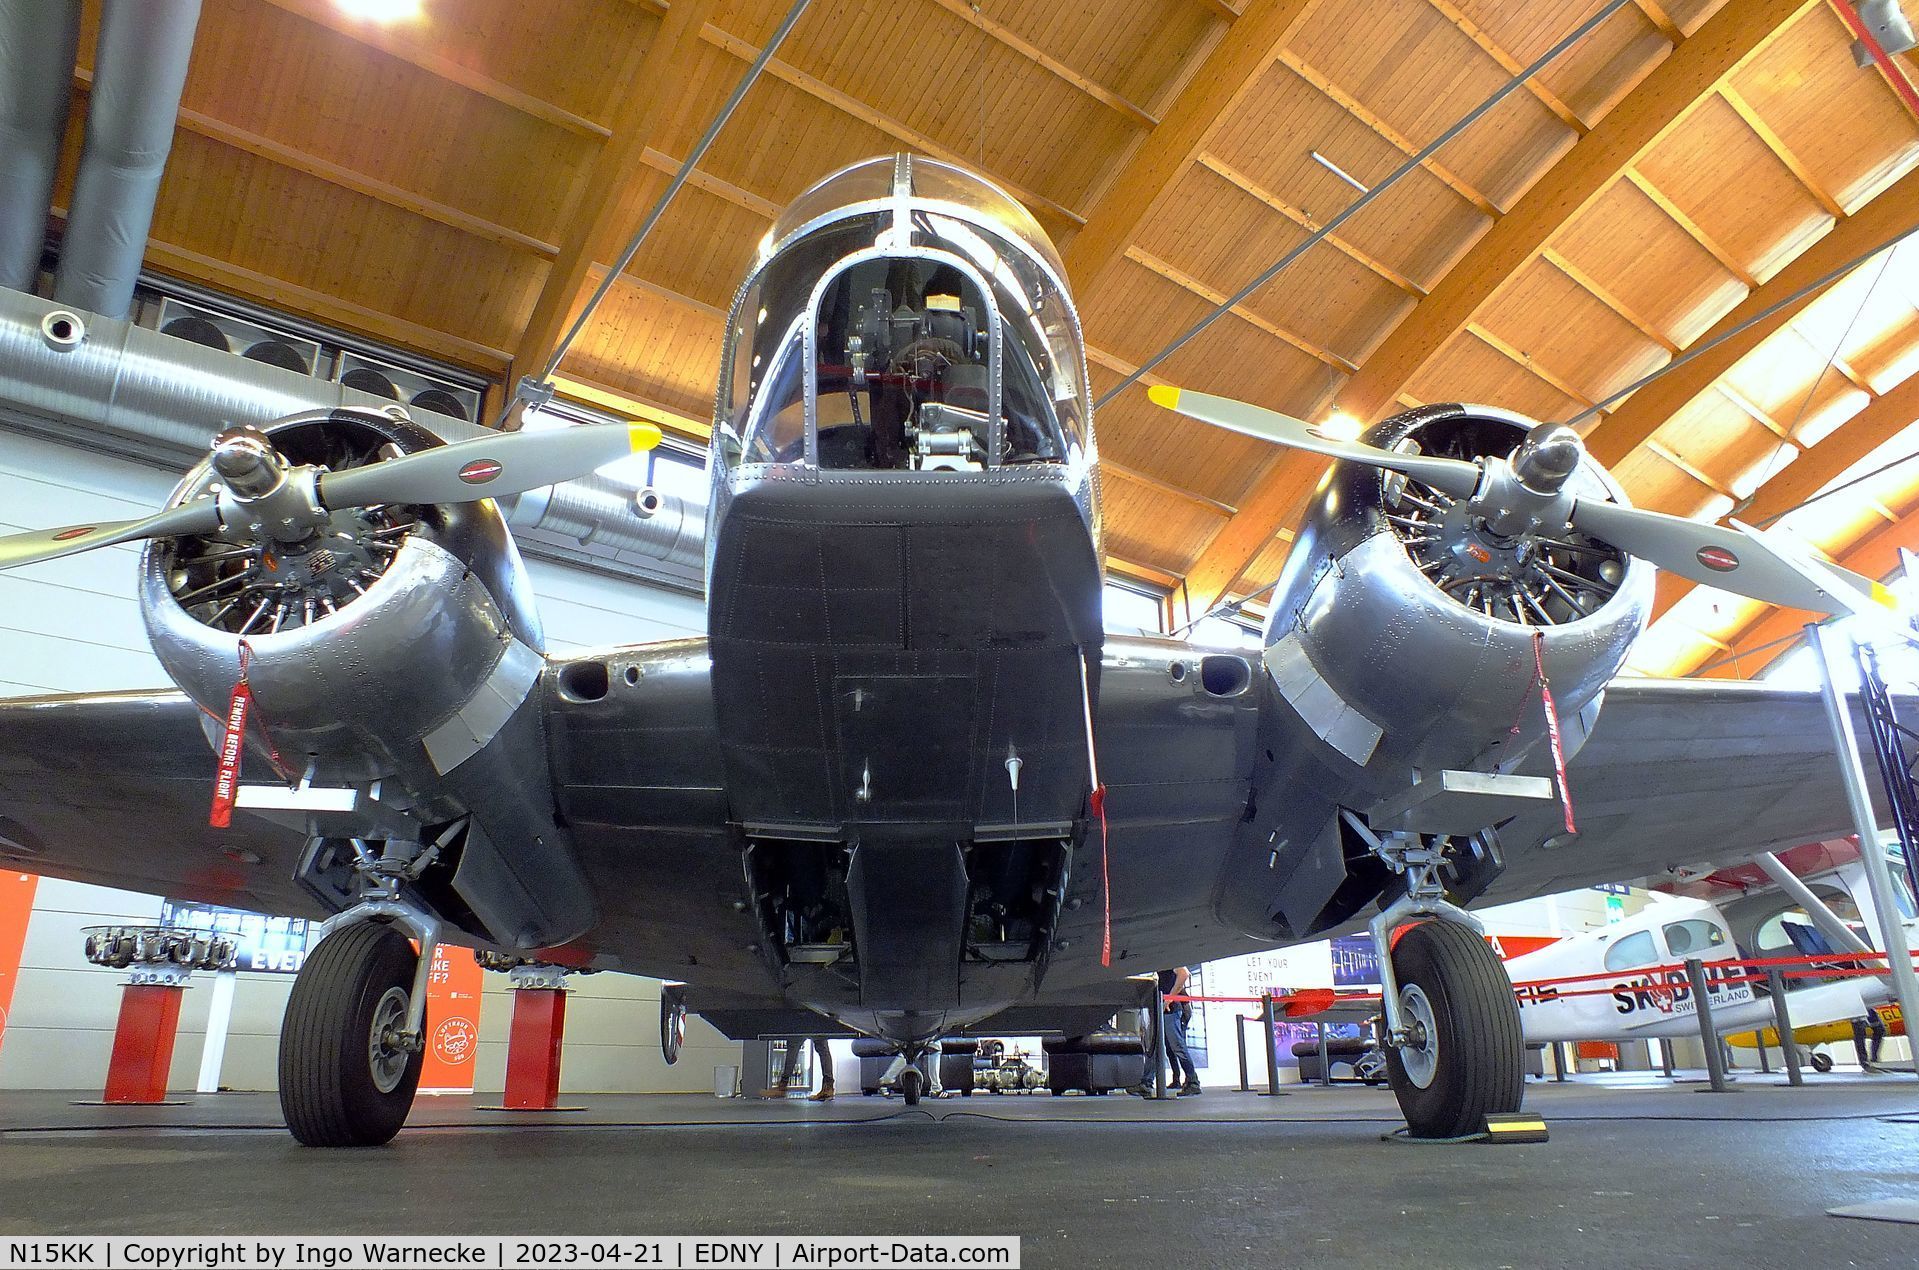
[3,1075,1918,1268]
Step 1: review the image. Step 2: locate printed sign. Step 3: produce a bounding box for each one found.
[418,945,485,1093]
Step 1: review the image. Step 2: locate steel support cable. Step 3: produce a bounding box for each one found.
[1094,0,1635,410]
[498,0,816,426]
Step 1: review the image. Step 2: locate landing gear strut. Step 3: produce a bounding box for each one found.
[1361,827,1524,1139]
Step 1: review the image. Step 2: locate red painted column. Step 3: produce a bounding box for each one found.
[103,983,186,1104]
[503,987,567,1110]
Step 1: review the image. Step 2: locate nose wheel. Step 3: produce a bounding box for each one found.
[1380,919,1524,1139]
[898,1064,925,1105]
[278,921,426,1147]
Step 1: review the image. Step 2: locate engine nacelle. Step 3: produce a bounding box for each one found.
[1217,403,1658,941]
[138,408,594,949]
[1264,403,1654,783]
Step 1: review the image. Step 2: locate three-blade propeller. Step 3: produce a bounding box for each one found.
[1147,384,1899,621]
[0,420,663,573]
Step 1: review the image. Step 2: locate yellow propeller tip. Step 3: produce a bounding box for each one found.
[628,422,663,452]
[1872,580,1899,609]
[1146,384,1182,410]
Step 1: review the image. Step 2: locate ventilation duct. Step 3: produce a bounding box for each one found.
[0,0,81,292]
[0,287,707,572]
[52,0,203,318]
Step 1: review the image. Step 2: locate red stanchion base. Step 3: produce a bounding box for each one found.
[102,983,185,1104]
[502,987,567,1111]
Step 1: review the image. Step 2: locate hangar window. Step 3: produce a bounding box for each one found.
[1103,581,1164,635]
[1602,929,1657,972]
[1661,919,1726,957]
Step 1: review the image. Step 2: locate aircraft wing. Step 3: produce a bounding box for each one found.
[1483,676,1908,904]
[0,641,781,994]
[0,690,318,915]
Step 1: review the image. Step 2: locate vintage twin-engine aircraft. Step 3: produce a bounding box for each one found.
[0,154,1907,1146]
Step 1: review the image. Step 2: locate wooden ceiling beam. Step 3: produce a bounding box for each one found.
[72,69,559,258]
[1197,153,1425,296]
[1633,0,1684,44]
[1719,84,1846,218]
[1649,369,1919,623]
[510,0,720,393]
[1276,48,1499,216]
[920,0,1157,127]
[258,0,611,139]
[1541,246,1678,352]
[1586,161,1919,467]
[697,23,1084,228]
[1100,459,1239,518]
[1190,0,1246,22]
[637,148,782,219]
[1330,0,1807,429]
[141,235,510,370]
[1124,246,1357,372]
[1424,0,1589,134]
[550,372,713,440]
[1177,0,1811,616]
[1062,0,1319,300]
[1465,322,1596,408]
[1623,169,1758,287]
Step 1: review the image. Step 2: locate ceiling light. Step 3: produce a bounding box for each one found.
[334,0,424,24]
[1315,411,1363,442]
[1310,150,1369,194]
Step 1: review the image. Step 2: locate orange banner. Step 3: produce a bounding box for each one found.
[418,944,484,1094]
[0,872,40,1055]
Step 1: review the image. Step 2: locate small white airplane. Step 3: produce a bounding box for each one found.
[1503,841,1917,1051]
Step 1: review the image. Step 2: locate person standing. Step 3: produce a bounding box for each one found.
[1134,966,1201,1096]
[772,1035,837,1101]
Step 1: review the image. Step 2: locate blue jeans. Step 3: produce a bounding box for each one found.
[1148,1010,1199,1087]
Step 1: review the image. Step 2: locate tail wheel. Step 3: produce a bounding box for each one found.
[1382,920,1524,1139]
[278,922,424,1147]
[898,1065,924,1106]
[1810,1050,1834,1074]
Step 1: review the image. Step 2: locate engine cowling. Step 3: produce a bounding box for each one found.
[138,407,593,949]
[1264,402,1655,782]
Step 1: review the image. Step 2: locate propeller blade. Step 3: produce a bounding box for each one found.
[317,422,663,510]
[1569,498,1899,618]
[1147,385,1481,499]
[0,500,223,572]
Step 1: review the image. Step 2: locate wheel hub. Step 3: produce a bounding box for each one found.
[1396,983,1440,1089]
[368,985,412,1094]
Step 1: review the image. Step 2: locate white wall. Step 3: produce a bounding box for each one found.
[0,427,729,1093]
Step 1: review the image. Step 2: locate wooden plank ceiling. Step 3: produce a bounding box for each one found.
[44,0,1919,656]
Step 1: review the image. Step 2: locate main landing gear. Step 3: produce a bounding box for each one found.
[279,917,429,1146]
[279,837,447,1146]
[1362,828,1524,1139]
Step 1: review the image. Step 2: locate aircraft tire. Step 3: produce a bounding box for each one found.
[1810,1051,1834,1074]
[899,1065,924,1106]
[278,921,424,1147]
[1382,919,1524,1139]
